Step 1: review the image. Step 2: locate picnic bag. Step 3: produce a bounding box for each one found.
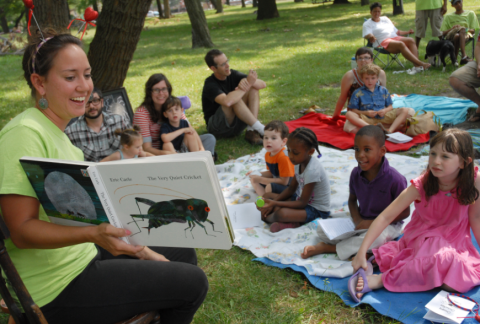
[405,110,442,136]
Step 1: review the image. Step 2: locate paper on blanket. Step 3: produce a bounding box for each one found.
[227,203,263,229]
[386,132,412,144]
[318,218,364,240]
[424,290,475,324]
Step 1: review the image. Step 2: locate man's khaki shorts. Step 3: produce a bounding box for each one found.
[445,26,471,42]
[415,8,443,38]
[450,61,480,88]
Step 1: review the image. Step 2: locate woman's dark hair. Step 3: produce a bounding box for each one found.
[115,125,142,146]
[423,128,479,205]
[355,47,373,60]
[370,2,382,11]
[160,96,182,123]
[139,73,173,124]
[288,127,321,156]
[22,29,83,97]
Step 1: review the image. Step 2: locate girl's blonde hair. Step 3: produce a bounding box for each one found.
[115,125,142,146]
[424,128,479,205]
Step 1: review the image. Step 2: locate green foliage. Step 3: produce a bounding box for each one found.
[0,0,25,26]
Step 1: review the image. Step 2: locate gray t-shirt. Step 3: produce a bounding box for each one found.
[294,156,331,212]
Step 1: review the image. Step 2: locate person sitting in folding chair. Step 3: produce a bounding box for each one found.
[440,0,479,65]
[363,2,431,75]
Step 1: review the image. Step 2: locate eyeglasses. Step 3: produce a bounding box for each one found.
[357,57,372,62]
[87,98,102,105]
[216,59,229,68]
[152,87,169,94]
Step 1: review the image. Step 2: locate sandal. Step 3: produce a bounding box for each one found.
[468,112,480,122]
[348,255,375,303]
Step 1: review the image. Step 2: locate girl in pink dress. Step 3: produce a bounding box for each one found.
[351,128,480,301]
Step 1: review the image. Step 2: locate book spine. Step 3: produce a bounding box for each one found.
[87,165,130,245]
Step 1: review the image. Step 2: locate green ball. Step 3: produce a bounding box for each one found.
[256,198,265,208]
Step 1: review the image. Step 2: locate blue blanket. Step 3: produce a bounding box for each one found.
[254,232,480,324]
[392,94,477,125]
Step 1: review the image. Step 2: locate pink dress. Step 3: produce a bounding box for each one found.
[373,170,480,293]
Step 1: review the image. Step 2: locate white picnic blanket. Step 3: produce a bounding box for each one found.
[216,146,429,278]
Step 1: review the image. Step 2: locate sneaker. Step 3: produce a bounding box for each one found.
[270,222,301,233]
[460,56,473,65]
[245,130,263,145]
[407,66,424,75]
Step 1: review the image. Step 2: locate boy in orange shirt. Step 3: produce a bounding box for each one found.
[248,120,295,199]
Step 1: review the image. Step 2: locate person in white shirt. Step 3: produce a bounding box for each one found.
[363,2,431,74]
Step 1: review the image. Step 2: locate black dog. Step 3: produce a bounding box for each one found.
[425,40,457,72]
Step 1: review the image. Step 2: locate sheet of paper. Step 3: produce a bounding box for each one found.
[227,203,263,229]
[424,290,474,324]
[386,132,413,144]
[318,218,356,240]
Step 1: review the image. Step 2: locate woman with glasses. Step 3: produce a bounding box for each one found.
[133,74,216,158]
[331,47,386,120]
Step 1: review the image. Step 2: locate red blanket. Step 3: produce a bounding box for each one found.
[285,113,429,152]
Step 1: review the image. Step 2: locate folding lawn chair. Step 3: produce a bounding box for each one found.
[442,33,475,63]
[363,18,406,70]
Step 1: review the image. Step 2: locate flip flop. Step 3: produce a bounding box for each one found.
[348,255,375,303]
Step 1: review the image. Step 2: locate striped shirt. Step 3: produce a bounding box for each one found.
[133,106,189,150]
[64,112,130,162]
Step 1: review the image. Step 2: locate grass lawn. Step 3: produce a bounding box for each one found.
[1,0,480,322]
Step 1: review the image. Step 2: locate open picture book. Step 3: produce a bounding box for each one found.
[20,152,234,250]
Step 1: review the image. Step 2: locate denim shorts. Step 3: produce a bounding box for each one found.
[290,194,331,223]
[260,182,289,194]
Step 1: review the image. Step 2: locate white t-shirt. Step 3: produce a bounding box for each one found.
[363,17,399,47]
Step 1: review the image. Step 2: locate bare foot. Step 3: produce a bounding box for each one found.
[301,242,336,259]
[356,274,384,300]
[468,111,480,122]
[421,62,431,70]
[247,69,257,86]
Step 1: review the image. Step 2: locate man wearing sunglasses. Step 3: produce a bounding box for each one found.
[65,88,130,162]
[202,49,267,145]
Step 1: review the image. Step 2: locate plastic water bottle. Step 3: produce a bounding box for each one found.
[256,197,265,208]
[351,57,357,69]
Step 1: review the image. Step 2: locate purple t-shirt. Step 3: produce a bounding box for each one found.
[349,157,407,220]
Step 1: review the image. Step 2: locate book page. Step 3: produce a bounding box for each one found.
[425,290,474,324]
[318,218,356,240]
[227,203,263,229]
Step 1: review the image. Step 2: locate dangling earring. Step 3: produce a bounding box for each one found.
[38,95,48,110]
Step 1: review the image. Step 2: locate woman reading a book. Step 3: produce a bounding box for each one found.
[0,30,208,324]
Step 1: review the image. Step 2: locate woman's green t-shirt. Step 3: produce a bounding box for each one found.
[0,108,97,307]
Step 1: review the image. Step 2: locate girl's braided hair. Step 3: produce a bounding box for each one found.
[288,127,321,157]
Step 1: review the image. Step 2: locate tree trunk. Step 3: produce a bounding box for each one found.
[0,8,9,34]
[164,0,171,18]
[241,0,246,8]
[156,0,164,17]
[15,11,25,29]
[93,1,99,13]
[333,0,351,3]
[184,0,214,48]
[210,0,217,10]
[361,0,369,5]
[393,0,404,15]
[30,0,70,34]
[294,0,304,2]
[257,0,279,20]
[87,0,151,91]
[226,0,230,5]
[253,0,258,7]
[216,0,224,13]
